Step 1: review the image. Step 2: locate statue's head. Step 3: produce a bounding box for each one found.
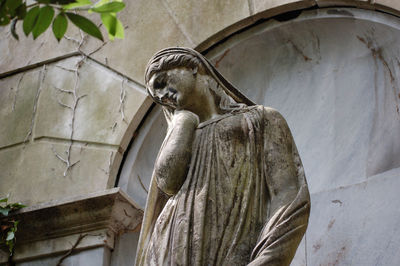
[145,47,252,118]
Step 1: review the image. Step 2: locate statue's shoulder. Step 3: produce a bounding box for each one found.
[259,106,289,128]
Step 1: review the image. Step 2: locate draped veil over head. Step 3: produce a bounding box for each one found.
[144,47,254,126]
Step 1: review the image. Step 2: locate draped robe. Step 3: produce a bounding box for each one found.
[136,105,310,266]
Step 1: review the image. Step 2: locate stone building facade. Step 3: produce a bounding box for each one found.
[1,0,400,265]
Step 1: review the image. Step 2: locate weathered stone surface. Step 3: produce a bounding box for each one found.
[163,0,250,46]
[0,69,41,148]
[0,142,116,206]
[306,167,400,265]
[34,56,149,146]
[252,0,316,16]
[110,232,140,266]
[14,247,110,266]
[0,21,81,75]
[119,106,166,209]
[80,0,192,84]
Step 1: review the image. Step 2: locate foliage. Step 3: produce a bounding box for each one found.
[0,195,25,256]
[0,0,125,42]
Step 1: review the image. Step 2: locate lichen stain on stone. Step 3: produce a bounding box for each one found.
[287,39,312,62]
[214,48,230,68]
[331,199,342,206]
[312,239,322,253]
[327,219,335,230]
[357,34,400,117]
[328,246,347,266]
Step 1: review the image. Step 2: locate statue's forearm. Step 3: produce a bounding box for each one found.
[154,111,199,195]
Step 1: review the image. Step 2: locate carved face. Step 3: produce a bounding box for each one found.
[148,67,199,111]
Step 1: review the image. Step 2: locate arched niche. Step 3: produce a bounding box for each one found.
[114,7,400,265]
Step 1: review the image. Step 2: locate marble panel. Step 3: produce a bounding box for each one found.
[206,8,400,194]
[306,167,400,265]
[34,56,149,146]
[0,142,116,206]
[0,69,41,148]
[118,106,167,209]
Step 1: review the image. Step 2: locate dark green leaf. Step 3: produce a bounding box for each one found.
[0,197,7,203]
[6,231,14,241]
[10,18,18,40]
[5,0,21,9]
[52,12,67,41]
[66,12,103,41]
[32,6,55,39]
[0,6,10,25]
[90,2,125,13]
[23,6,40,36]
[0,208,10,216]
[5,0,22,17]
[16,3,26,19]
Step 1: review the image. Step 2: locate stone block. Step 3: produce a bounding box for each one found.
[0,142,116,206]
[15,247,110,266]
[163,0,250,46]
[80,0,192,84]
[0,20,80,75]
[34,56,150,147]
[0,69,41,148]
[306,167,400,265]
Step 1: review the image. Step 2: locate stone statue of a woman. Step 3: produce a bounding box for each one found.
[135,47,310,266]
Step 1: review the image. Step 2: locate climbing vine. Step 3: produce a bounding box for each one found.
[0,195,25,257]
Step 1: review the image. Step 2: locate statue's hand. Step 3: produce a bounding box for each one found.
[172,109,199,128]
[155,109,198,195]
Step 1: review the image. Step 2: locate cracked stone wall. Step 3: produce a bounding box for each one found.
[0,55,151,206]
